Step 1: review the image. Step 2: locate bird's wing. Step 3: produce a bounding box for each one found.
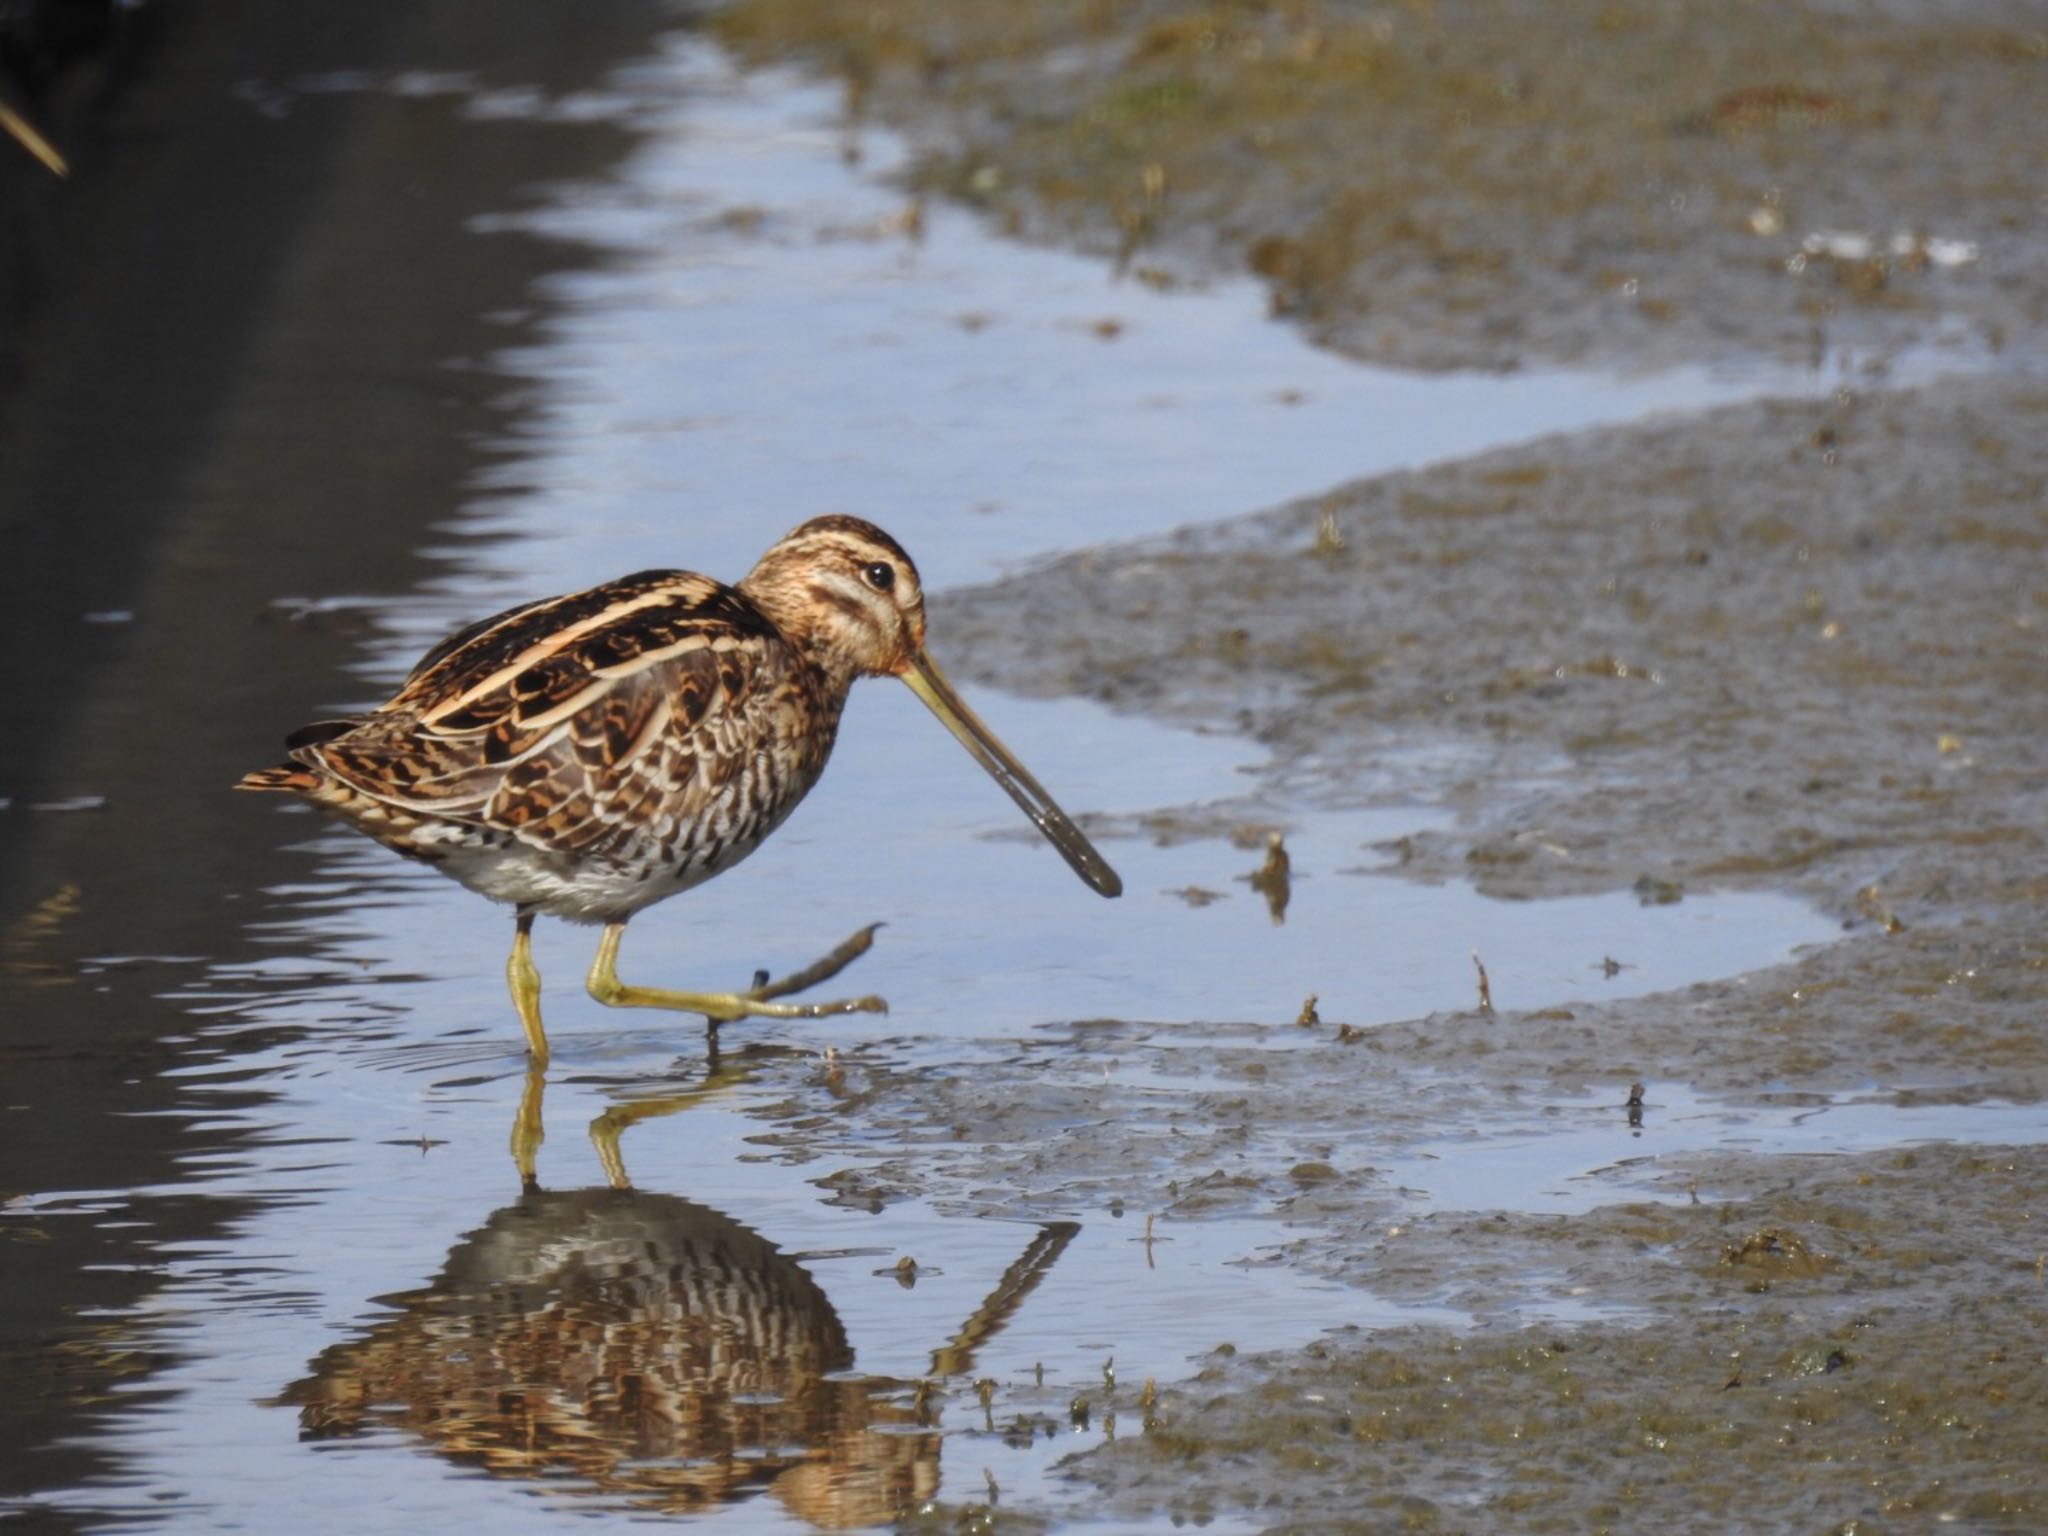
[303,573,826,858]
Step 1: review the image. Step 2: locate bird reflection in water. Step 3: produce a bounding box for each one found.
[281,1069,1077,1527]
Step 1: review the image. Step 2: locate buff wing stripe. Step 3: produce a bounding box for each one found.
[240,574,825,867]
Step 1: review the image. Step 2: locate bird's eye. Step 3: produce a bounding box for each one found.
[861,561,895,592]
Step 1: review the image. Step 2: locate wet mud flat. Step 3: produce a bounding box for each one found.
[1,0,2042,1530]
[714,0,2048,374]
[945,373,2048,1103]
[1081,1151,2048,1532]
[905,384,2048,1527]
[712,0,2048,1528]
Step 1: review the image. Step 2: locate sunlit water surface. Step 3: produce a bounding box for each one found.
[22,33,2034,1536]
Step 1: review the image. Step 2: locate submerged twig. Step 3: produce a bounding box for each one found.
[1,102,68,177]
[1313,498,1346,557]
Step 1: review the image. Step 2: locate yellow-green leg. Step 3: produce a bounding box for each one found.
[584,919,888,1025]
[507,912,548,1066]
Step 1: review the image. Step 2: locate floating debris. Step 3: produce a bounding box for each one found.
[1720,1226,1838,1283]
[1633,875,1684,905]
[2,883,82,986]
[1246,832,1292,924]
[1801,228,1978,269]
[1854,884,1905,935]
[1,100,68,176]
[1313,498,1346,557]
[376,1134,449,1158]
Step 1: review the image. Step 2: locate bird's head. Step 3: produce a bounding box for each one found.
[740,514,1121,899]
[741,515,927,685]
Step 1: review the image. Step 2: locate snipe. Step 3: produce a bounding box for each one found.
[239,516,1120,1063]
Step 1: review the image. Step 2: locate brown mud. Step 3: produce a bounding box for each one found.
[714,1,2048,1528]
[714,0,2048,374]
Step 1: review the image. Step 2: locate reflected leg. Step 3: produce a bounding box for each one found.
[510,1059,546,1193]
[587,1044,754,1190]
[928,1222,1080,1378]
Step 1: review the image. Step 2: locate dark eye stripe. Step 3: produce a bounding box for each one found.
[805,581,870,623]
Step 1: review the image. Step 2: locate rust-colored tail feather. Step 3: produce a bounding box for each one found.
[236,764,320,794]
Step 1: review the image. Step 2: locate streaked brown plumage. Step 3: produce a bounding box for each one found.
[239,515,1120,1062]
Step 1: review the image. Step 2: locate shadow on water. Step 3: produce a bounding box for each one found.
[0,0,684,1522]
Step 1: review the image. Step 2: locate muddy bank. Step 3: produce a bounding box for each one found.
[743,1003,2046,1526]
[932,373,2048,1101]
[923,298,2048,1524]
[715,0,2048,373]
[915,376,2048,1532]
[702,3,2048,1526]
[1081,1149,2048,1531]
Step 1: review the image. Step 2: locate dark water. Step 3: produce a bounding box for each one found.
[0,9,1954,1533]
[0,2,681,1522]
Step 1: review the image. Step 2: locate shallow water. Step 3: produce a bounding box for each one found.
[14,840,2022,1532]
[342,37,1970,641]
[0,822,1912,1533]
[6,22,2039,1536]
[1381,1084,2048,1218]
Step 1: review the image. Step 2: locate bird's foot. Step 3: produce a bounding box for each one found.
[585,922,889,1025]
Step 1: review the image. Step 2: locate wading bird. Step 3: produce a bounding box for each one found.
[239,516,1120,1064]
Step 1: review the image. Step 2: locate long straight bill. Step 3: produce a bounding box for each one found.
[901,651,1122,897]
